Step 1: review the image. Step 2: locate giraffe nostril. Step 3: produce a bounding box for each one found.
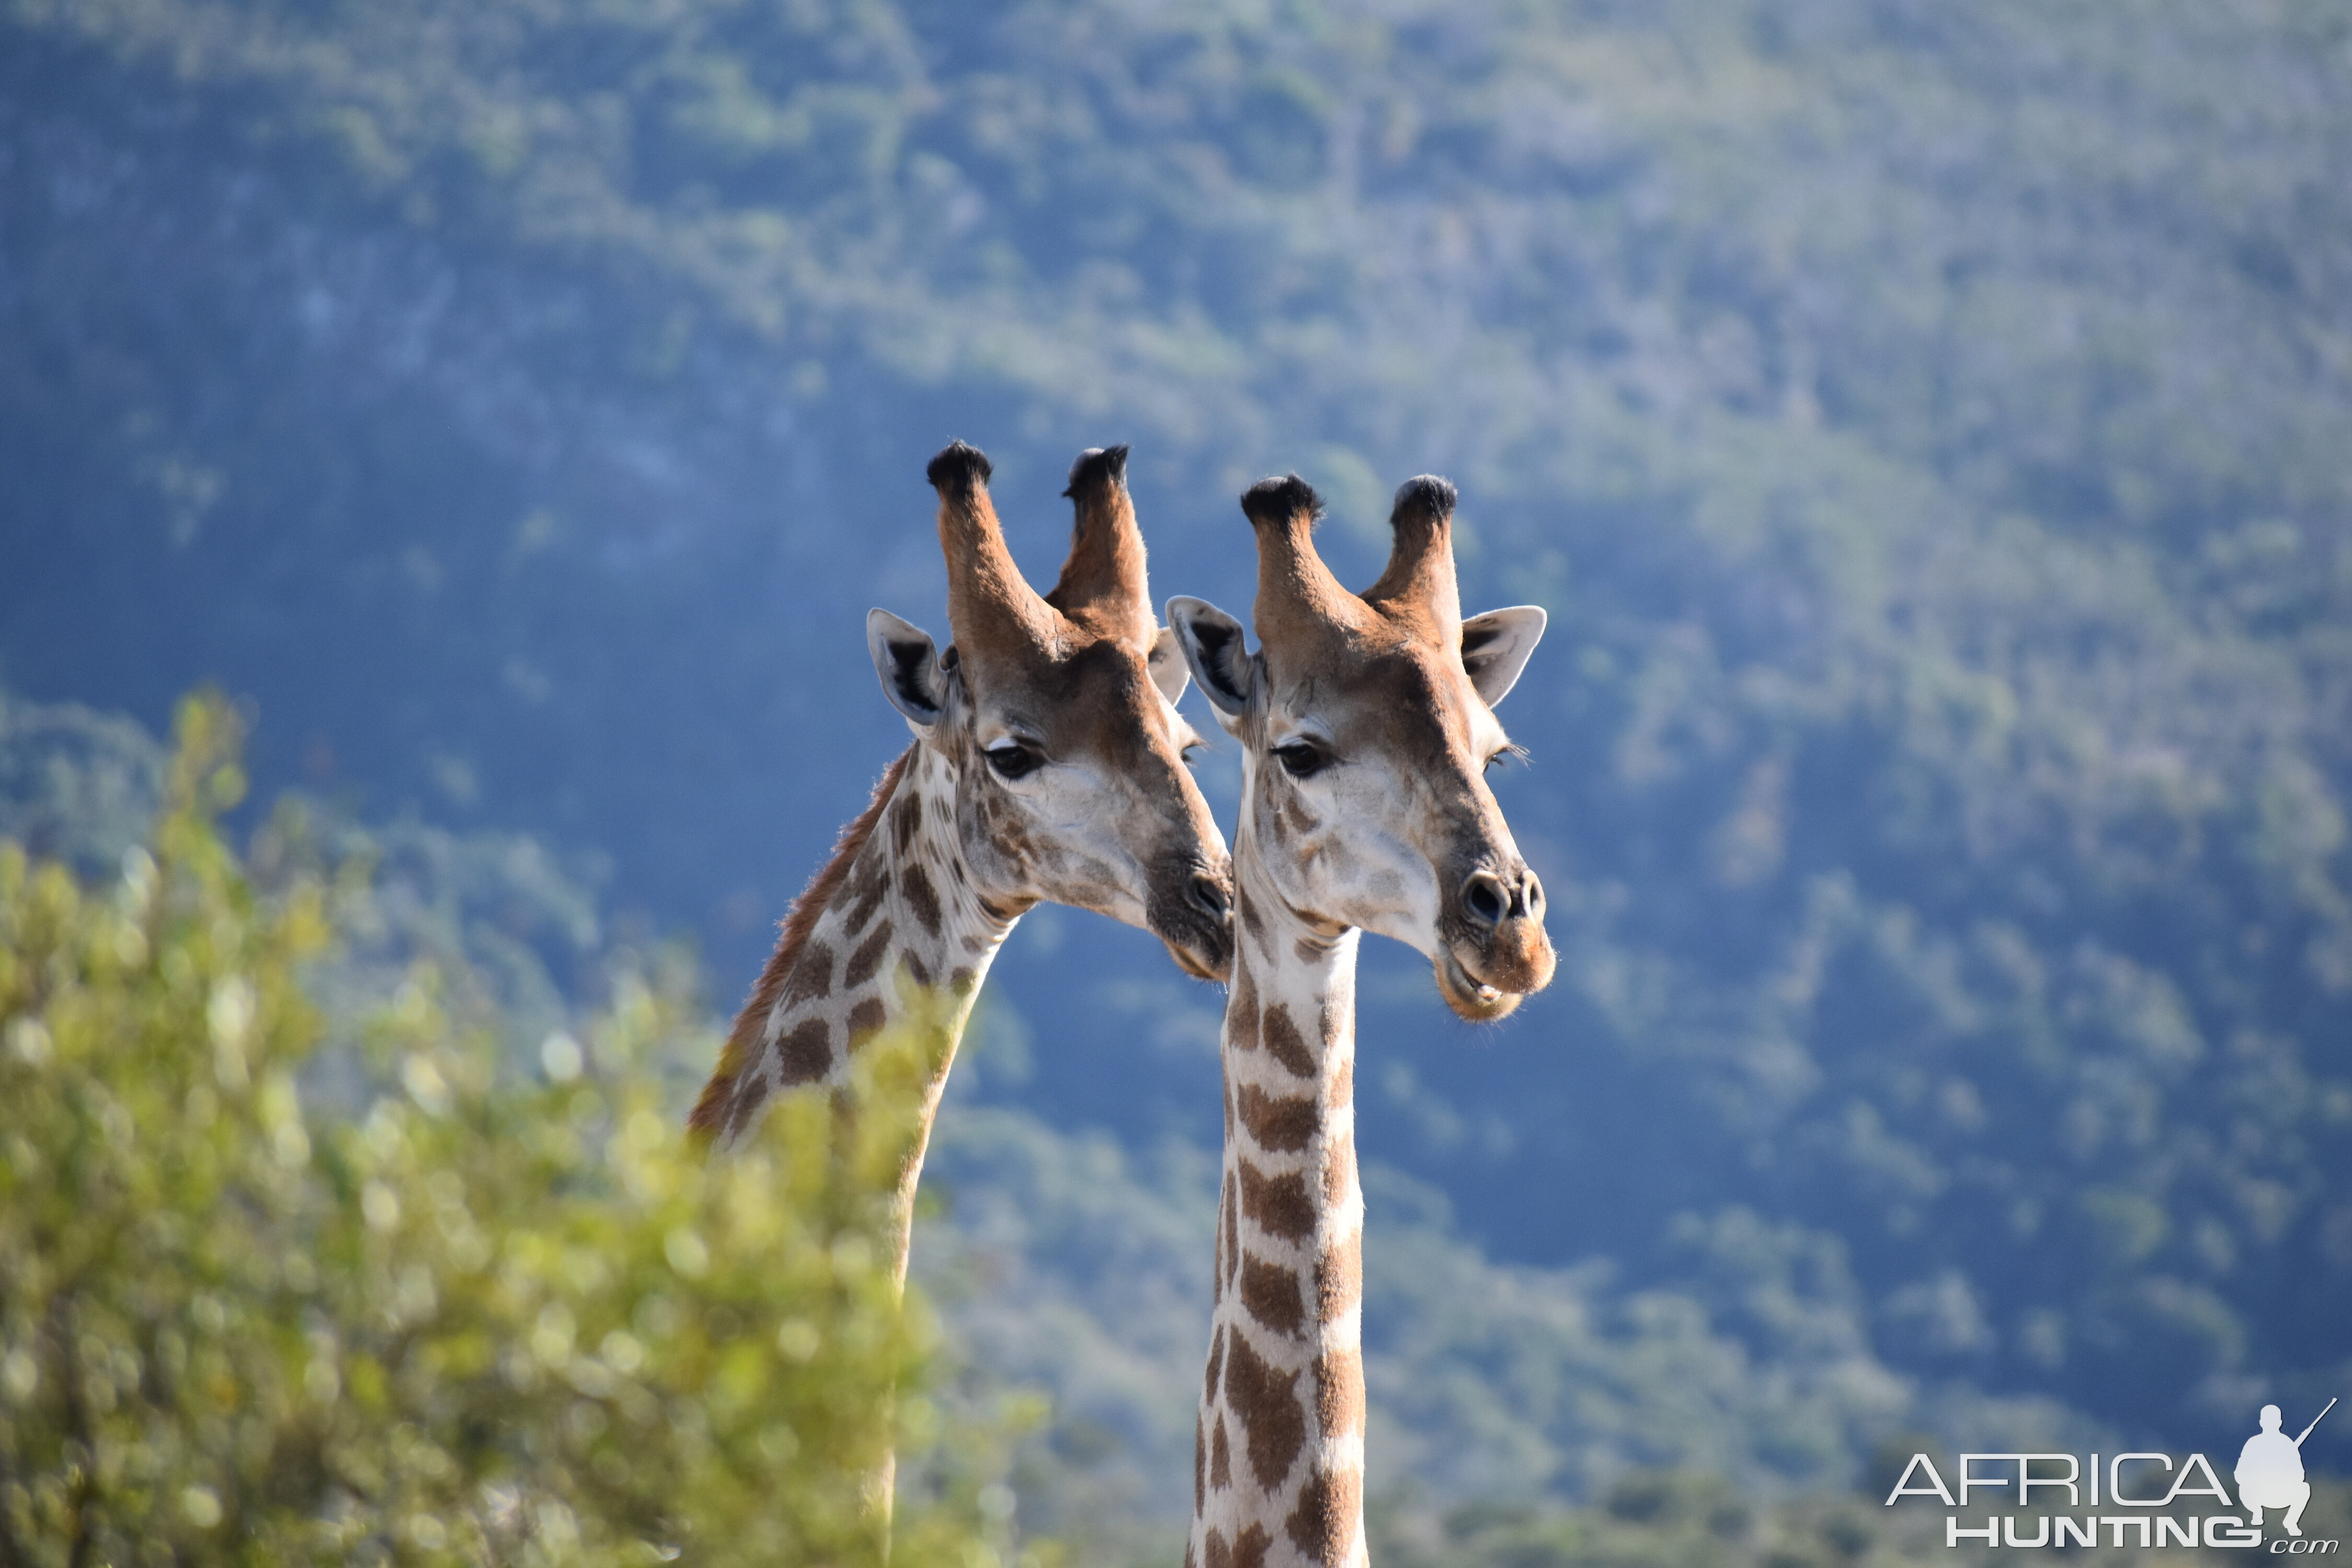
[1462,871,1508,928]
[1186,872,1231,923]
[1521,870,1544,921]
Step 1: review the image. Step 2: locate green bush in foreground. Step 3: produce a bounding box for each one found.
[0,695,1013,1566]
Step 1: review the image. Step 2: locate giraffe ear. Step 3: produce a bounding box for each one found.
[1460,605,1546,708]
[1147,626,1192,707]
[868,608,948,731]
[1166,596,1255,729]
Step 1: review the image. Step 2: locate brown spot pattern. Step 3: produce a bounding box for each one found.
[1209,1413,1232,1488]
[1204,1529,1229,1568]
[1231,1523,1271,1568]
[1284,1465,1362,1563]
[1322,1131,1355,1207]
[1262,1003,1317,1077]
[724,1078,767,1140]
[1221,1331,1305,1489]
[782,941,834,1007]
[1313,1348,1365,1437]
[1222,1171,1241,1284]
[1317,1230,1362,1324]
[844,920,895,989]
[778,1018,832,1085]
[1239,1159,1316,1241]
[689,748,909,1135]
[891,787,922,852]
[1227,971,1259,1052]
[1329,1054,1353,1108]
[1194,1415,1206,1513]
[1204,1325,1225,1401]
[903,951,931,989]
[844,870,889,936]
[903,862,943,937]
[846,996,886,1043]
[1237,1085,1317,1152]
[1239,1253,1306,1336]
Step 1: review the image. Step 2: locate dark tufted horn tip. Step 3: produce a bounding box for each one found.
[1063,444,1131,497]
[927,440,994,492]
[1390,474,1457,523]
[1240,474,1324,528]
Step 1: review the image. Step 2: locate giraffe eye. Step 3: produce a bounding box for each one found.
[985,741,1041,780]
[1273,741,1327,779]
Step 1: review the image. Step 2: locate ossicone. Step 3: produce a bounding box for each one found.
[1047,441,1152,642]
[1064,444,1130,497]
[1391,474,1457,525]
[1240,474,1323,529]
[930,438,1055,658]
[927,440,994,493]
[1361,468,1464,626]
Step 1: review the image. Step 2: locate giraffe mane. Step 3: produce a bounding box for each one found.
[688,743,916,1136]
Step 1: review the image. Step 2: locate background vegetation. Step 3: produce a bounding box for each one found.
[2,0,2347,1560]
[0,696,1025,1564]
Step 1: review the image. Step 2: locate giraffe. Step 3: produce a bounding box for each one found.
[689,439,1233,1288]
[1165,472,1554,1568]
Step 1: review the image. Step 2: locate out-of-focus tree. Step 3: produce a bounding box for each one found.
[0,694,1021,1566]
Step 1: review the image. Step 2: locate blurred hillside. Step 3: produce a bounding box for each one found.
[2,0,2347,1479]
[0,687,2152,1563]
[14,695,2341,1568]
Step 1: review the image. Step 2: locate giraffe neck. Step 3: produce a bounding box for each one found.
[1191,834,1368,1568]
[709,742,1020,1279]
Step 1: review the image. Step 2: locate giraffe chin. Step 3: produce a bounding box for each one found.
[1161,932,1232,984]
[1435,947,1526,1022]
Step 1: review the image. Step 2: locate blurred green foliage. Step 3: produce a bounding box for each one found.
[0,694,1017,1566]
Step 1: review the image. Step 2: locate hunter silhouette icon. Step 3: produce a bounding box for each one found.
[2239,1398,2335,1537]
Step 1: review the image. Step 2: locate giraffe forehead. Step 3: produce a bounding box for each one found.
[1266,639,1491,765]
[969,633,1183,759]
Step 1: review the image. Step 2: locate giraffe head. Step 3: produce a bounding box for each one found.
[866,441,1233,979]
[1168,473,1553,1018]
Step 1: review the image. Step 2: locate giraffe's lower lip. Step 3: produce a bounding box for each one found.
[1161,929,1232,983]
[1435,946,1523,1022]
[1150,887,1235,983]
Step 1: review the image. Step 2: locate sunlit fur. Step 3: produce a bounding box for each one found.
[690,441,1230,1171]
[1176,473,1552,1020]
[1171,471,1551,1568]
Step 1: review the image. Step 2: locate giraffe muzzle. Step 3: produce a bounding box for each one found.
[1149,860,1237,982]
[1186,869,1231,924]
[1436,865,1555,1019]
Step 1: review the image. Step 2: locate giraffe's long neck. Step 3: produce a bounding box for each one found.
[1191,832,1368,1568]
[698,742,1019,1280]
